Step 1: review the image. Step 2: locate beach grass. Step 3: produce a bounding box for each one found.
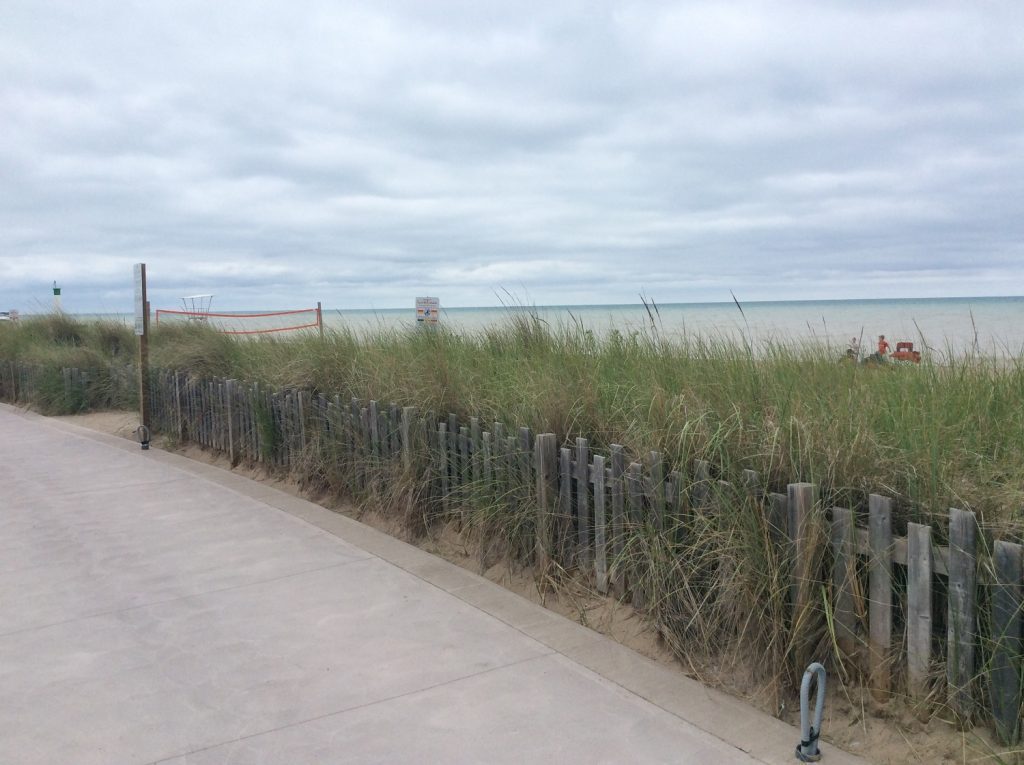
[158,314,1024,529]
[4,312,1023,528]
[0,314,138,413]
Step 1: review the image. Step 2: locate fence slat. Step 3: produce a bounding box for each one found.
[173,372,183,439]
[225,380,236,464]
[506,435,518,516]
[628,461,644,609]
[559,447,572,564]
[830,506,858,661]
[907,522,933,698]
[667,470,684,544]
[401,407,416,471]
[518,427,531,516]
[610,445,626,598]
[438,422,449,512]
[459,425,470,497]
[297,390,307,450]
[868,494,893,701]
[692,459,711,510]
[991,540,1023,745]
[593,454,608,594]
[481,431,492,487]
[470,417,481,486]
[534,433,557,570]
[648,451,665,533]
[492,422,505,494]
[947,507,978,721]
[788,482,821,678]
[766,492,787,546]
[576,437,590,567]
[388,403,399,458]
[368,400,381,460]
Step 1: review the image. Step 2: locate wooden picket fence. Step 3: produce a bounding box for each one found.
[2,362,1022,745]
[0,361,134,411]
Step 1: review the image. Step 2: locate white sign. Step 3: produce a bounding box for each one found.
[416,296,440,325]
[134,263,145,336]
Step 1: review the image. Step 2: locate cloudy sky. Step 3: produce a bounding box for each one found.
[2,1,1023,313]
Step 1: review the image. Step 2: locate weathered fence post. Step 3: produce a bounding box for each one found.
[559,447,572,563]
[369,400,380,460]
[470,417,481,487]
[459,425,470,517]
[692,459,711,510]
[991,540,1023,745]
[481,431,492,487]
[505,435,517,514]
[628,461,644,609]
[830,506,858,663]
[491,422,505,500]
[667,470,684,545]
[534,433,558,571]
[947,508,978,722]
[610,444,626,597]
[401,406,417,471]
[518,427,532,508]
[907,522,933,699]
[438,422,449,513]
[225,379,236,465]
[648,451,665,533]
[389,403,400,458]
[788,482,821,678]
[593,454,608,594]
[576,437,590,567]
[296,390,308,451]
[868,494,893,701]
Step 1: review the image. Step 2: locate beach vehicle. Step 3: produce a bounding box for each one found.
[890,341,922,363]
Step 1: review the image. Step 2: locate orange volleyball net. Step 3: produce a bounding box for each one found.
[155,297,323,336]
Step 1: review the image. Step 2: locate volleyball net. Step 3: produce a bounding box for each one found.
[154,306,323,336]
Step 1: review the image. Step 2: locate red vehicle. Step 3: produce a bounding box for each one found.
[890,341,921,363]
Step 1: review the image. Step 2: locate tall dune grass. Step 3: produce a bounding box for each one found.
[8,313,1024,528]
[0,314,137,413]
[4,313,1022,527]
[144,315,1024,531]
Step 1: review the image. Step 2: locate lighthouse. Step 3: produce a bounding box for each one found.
[53,281,62,312]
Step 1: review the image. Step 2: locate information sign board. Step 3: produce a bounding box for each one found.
[134,263,145,335]
[416,297,440,325]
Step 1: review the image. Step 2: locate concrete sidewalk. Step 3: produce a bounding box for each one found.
[0,405,864,764]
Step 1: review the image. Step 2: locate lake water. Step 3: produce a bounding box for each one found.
[329,296,1024,357]
[74,296,1024,357]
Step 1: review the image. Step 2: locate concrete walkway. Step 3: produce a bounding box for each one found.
[0,405,865,764]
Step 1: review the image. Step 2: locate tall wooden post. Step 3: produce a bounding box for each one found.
[134,263,150,432]
[316,301,324,339]
[534,433,558,572]
[788,482,821,680]
[868,494,893,701]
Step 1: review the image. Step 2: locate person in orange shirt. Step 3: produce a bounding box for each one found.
[877,335,891,356]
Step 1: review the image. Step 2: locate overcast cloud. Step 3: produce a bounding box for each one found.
[2,1,1023,312]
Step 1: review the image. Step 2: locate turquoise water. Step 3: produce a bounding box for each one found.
[73,296,1024,357]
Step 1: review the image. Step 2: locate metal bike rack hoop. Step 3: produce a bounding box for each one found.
[796,662,826,762]
[135,424,151,451]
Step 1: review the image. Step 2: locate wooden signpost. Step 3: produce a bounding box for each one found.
[134,263,150,431]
